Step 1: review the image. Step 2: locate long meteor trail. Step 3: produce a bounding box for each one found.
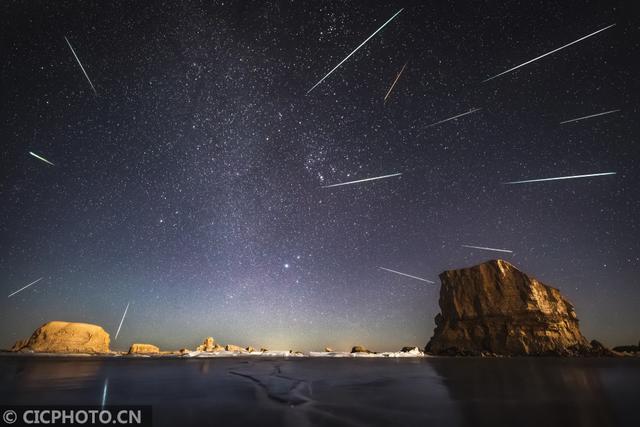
[560,109,620,124]
[114,302,130,341]
[384,61,408,103]
[29,151,55,166]
[424,108,481,128]
[503,172,616,185]
[461,245,513,254]
[8,277,44,298]
[307,8,404,94]
[64,36,98,96]
[483,24,616,82]
[378,267,435,284]
[321,173,402,188]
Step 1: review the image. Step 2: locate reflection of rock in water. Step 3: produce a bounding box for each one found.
[429,358,619,427]
[2,357,636,427]
[14,359,103,389]
[4,357,105,406]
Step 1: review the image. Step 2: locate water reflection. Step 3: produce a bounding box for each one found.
[0,356,636,427]
[429,358,632,427]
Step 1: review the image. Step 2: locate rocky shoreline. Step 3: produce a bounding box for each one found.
[6,260,639,359]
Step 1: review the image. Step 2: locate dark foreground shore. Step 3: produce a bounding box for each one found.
[0,355,638,427]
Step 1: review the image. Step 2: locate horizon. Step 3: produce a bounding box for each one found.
[3,257,636,352]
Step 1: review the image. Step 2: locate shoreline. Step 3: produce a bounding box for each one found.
[2,351,638,359]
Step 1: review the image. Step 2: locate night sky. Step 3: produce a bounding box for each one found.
[1,1,639,352]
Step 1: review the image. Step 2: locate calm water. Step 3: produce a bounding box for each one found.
[0,355,638,426]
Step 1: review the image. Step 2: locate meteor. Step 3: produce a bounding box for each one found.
[64,36,98,96]
[307,8,404,94]
[321,173,402,188]
[560,109,620,124]
[8,277,44,298]
[503,172,616,185]
[483,24,616,82]
[384,61,408,103]
[114,302,130,340]
[461,245,513,254]
[29,151,55,166]
[424,108,481,128]
[101,379,109,408]
[378,267,435,284]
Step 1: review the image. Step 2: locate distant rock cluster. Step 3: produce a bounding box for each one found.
[194,337,257,354]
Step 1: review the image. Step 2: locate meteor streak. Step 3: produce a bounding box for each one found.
[483,24,616,82]
[461,245,513,254]
[321,173,402,188]
[101,379,109,408]
[378,267,435,284]
[8,277,44,298]
[560,109,620,124]
[114,302,130,341]
[384,61,408,103]
[503,172,616,185]
[29,151,55,166]
[307,8,404,94]
[424,108,481,128]
[64,36,98,96]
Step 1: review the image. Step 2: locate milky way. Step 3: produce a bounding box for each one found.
[1,2,638,351]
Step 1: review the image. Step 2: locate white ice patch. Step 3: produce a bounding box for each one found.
[181,350,426,358]
[309,350,426,358]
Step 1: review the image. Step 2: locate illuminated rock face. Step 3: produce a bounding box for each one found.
[13,321,110,354]
[128,343,160,354]
[426,260,589,356]
[196,337,216,352]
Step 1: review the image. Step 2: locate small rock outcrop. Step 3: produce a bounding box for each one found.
[128,343,160,354]
[196,337,216,352]
[586,340,619,357]
[612,342,640,354]
[225,344,245,352]
[12,321,110,353]
[324,347,334,352]
[401,346,420,353]
[10,339,28,352]
[426,260,589,356]
[351,345,371,353]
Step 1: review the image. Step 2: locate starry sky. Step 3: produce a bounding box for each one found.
[1,1,639,352]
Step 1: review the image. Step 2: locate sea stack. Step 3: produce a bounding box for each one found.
[426,260,589,356]
[11,321,110,354]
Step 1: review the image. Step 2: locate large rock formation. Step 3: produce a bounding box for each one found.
[426,260,589,356]
[12,321,110,353]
